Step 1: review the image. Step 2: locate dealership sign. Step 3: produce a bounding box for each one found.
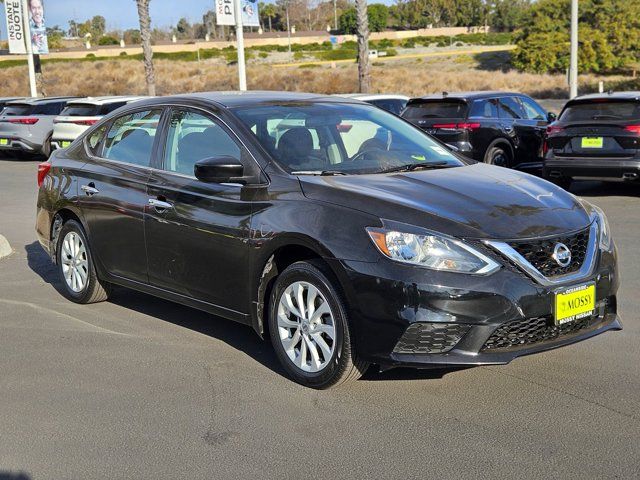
[4,1,27,54]
[215,0,259,27]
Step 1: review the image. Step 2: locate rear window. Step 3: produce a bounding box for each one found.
[100,102,127,115]
[403,100,468,119]
[60,104,100,116]
[560,100,640,122]
[2,104,34,116]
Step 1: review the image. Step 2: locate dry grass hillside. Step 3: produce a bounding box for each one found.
[0,52,629,100]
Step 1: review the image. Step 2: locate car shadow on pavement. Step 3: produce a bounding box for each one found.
[571,180,640,197]
[0,472,32,480]
[25,240,471,384]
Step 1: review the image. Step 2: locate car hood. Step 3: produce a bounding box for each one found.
[299,164,590,240]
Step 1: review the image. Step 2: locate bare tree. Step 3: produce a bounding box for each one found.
[135,0,156,96]
[355,0,370,93]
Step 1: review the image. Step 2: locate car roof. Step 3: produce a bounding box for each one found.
[567,91,640,103]
[410,91,525,102]
[0,97,27,102]
[128,91,365,109]
[6,96,78,105]
[66,96,148,106]
[334,93,409,101]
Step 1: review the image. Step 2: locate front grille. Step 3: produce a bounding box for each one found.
[393,323,470,355]
[482,315,598,351]
[508,228,590,278]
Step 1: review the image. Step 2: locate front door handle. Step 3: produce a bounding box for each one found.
[81,183,99,196]
[148,198,173,211]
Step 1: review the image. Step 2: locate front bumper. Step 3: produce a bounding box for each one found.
[544,155,640,181]
[334,245,620,368]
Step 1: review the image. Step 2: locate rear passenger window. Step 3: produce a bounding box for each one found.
[163,109,240,176]
[469,99,498,118]
[498,97,525,119]
[102,109,162,167]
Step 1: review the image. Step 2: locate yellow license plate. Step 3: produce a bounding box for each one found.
[0,138,8,146]
[581,137,603,148]
[554,283,595,325]
[60,141,71,148]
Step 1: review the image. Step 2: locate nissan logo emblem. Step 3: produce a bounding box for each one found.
[552,243,572,267]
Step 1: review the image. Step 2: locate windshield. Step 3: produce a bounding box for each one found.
[560,100,640,121]
[403,100,468,120]
[233,102,465,175]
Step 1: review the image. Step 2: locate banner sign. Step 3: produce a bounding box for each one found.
[215,0,260,27]
[4,1,27,54]
[28,0,49,54]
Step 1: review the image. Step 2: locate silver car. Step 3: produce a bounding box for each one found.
[0,97,77,158]
[51,96,146,150]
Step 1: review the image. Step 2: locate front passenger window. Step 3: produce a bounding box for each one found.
[103,109,162,167]
[163,110,241,176]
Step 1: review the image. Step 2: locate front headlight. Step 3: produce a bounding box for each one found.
[592,205,612,251]
[366,227,500,274]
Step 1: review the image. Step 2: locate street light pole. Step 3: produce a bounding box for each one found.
[21,0,38,97]
[569,0,578,98]
[286,3,292,58]
[333,0,338,31]
[234,0,247,91]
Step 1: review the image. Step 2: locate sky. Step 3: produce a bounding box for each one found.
[1,0,225,39]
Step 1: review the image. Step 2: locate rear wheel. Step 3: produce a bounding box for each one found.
[41,135,52,159]
[268,261,369,389]
[484,141,512,167]
[56,220,110,304]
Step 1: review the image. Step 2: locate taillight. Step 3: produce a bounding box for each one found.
[542,139,549,156]
[432,123,480,131]
[624,125,640,135]
[72,119,98,126]
[456,122,481,131]
[547,125,564,135]
[8,117,39,125]
[37,162,51,187]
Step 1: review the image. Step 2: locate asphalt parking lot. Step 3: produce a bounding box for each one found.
[0,157,639,480]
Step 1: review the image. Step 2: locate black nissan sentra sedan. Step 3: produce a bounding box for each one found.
[35,92,621,388]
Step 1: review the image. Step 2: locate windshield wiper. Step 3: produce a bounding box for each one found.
[379,161,451,174]
[291,170,348,176]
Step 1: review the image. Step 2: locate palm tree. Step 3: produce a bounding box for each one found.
[355,0,370,93]
[135,0,156,96]
[262,3,277,32]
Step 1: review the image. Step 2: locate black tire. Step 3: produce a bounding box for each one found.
[41,135,52,159]
[484,141,512,167]
[56,219,111,304]
[268,260,369,389]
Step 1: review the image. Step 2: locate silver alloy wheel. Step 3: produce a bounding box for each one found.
[277,281,336,373]
[60,231,89,293]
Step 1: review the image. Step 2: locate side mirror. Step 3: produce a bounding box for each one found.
[547,112,557,122]
[194,156,245,184]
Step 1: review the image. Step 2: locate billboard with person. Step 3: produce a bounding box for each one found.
[28,0,49,54]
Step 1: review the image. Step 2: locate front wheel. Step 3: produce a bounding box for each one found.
[56,220,111,304]
[268,261,369,389]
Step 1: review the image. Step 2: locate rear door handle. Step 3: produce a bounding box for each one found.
[148,198,173,211]
[81,183,99,195]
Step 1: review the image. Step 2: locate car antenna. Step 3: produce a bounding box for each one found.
[608,90,614,95]
[442,91,448,98]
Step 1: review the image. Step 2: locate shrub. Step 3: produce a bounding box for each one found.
[98,35,120,46]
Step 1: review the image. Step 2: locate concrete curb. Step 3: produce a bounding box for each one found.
[0,235,12,259]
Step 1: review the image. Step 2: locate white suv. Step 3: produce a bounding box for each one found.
[51,96,146,150]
